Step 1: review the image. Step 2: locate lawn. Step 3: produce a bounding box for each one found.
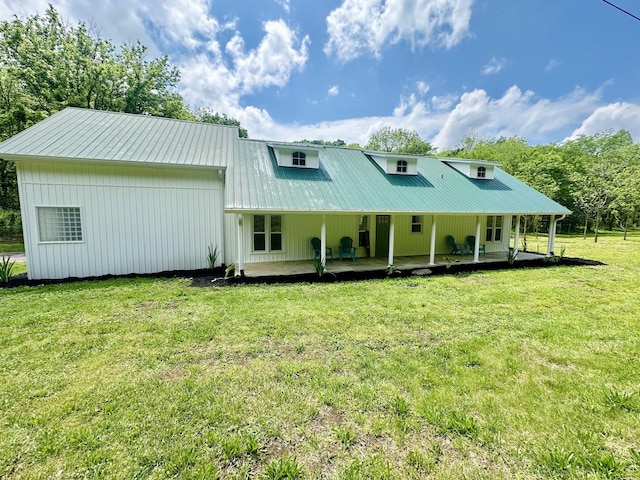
[1,233,639,479]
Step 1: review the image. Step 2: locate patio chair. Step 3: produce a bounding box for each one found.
[338,236,356,261]
[311,237,333,261]
[446,235,468,256]
[466,235,486,255]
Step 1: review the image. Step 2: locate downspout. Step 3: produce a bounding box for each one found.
[548,214,566,256]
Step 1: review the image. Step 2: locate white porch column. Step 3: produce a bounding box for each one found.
[547,215,557,256]
[513,215,521,254]
[237,213,245,275]
[388,215,395,266]
[474,216,481,263]
[320,215,327,265]
[429,215,437,265]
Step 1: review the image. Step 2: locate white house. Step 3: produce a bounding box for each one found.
[0,108,571,280]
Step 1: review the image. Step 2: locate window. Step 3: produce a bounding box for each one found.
[485,215,503,242]
[411,215,423,233]
[253,214,282,252]
[477,166,486,178]
[37,207,83,242]
[292,151,306,166]
[396,160,408,173]
[358,215,369,247]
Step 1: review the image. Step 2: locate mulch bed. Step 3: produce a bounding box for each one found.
[1,257,604,289]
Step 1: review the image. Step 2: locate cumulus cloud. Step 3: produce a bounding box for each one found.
[416,81,430,95]
[328,86,340,96]
[481,56,506,75]
[545,59,559,72]
[324,0,474,62]
[567,102,640,140]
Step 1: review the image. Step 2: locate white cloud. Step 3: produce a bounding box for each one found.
[481,56,506,75]
[545,59,559,72]
[324,0,474,62]
[567,102,640,140]
[416,81,430,95]
[328,86,340,96]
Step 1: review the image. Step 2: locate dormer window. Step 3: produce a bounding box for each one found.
[477,166,486,178]
[292,151,306,166]
[396,160,408,173]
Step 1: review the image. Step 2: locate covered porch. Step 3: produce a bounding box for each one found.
[243,251,545,278]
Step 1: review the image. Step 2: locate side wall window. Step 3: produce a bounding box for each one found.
[485,215,503,242]
[253,214,283,252]
[37,206,83,242]
[411,215,422,233]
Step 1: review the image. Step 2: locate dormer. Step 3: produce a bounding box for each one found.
[365,152,418,176]
[269,143,321,169]
[443,158,499,180]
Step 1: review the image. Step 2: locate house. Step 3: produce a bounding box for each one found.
[0,108,571,280]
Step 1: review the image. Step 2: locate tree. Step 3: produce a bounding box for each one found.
[193,108,248,138]
[365,126,433,155]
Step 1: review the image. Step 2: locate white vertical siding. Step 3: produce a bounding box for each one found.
[18,161,224,279]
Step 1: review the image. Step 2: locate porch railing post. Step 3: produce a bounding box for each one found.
[429,215,436,265]
[388,215,395,266]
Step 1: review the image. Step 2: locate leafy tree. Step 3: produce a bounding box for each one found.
[294,139,346,147]
[365,126,434,155]
[193,108,248,138]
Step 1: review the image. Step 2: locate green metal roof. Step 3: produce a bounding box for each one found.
[0,107,237,168]
[225,139,571,215]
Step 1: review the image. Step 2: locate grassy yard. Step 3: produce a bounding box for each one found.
[1,233,639,479]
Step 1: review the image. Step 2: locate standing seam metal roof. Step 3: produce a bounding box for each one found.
[0,107,237,168]
[225,139,571,215]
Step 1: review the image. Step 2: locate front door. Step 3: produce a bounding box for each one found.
[375,215,390,257]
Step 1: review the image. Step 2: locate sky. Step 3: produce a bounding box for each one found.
[2,0,640,150]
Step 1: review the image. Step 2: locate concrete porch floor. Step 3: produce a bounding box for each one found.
[243,251,544,277]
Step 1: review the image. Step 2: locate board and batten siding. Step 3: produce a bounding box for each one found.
[18,161,224,279]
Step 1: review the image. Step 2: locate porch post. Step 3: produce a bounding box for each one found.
[547,215,557,256]
[388,215,395,266]
[474,216,481,263]
[237,213,245,276]
[321,214,327,265]
[513,215,521,253]
[429,215,437,265]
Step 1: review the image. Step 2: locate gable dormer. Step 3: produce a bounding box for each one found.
[365,152,418,176]
[443,158,498,180]
[269,143,321,169]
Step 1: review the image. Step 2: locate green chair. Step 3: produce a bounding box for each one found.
[466,235,486,255]
[446,235,468,256]
[338,236,356,261]
[311,237,332,261]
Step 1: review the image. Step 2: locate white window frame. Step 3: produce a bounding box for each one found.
[411,215,423,233]
[36,206,83,243]
[396,160,408,173]
[485,215,503,243]
[252,214,283,252]
[477,166,486,178]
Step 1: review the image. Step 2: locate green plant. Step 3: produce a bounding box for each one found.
[443,256,457,269]
[507,248,518,265]
[560,244,567,259]
[207,245,219,269]
[385,264,400,276]
[521,239,527,252]
[224,262,236,279]
[261,455,304,479]
[313,258,325,277]
[0,256,16,283]
[332,425,356,449]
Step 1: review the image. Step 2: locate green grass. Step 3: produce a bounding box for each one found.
[1,233,639,479]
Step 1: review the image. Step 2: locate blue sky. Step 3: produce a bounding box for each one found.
[2,0,640,149]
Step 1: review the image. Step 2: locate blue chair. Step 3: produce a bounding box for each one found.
[311,237,332,260]
[338,236,356,261]
[466,235,486,255]
[446,235,468,256]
